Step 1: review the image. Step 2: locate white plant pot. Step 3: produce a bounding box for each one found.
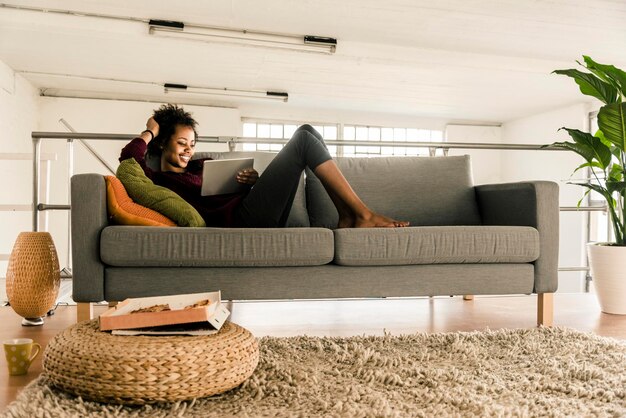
[587,243,626,315]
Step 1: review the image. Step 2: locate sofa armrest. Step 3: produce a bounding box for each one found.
[71,174,108,302]
[475,181,559,293]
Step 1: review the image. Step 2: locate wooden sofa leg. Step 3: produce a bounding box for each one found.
[77,302,94,323]
[463,295,474,301]
[108,301,118,308]
[537,293,554,327]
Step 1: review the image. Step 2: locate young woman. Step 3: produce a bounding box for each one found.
[120,104,409,228]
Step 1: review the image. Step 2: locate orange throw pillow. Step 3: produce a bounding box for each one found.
[105,176,176,227]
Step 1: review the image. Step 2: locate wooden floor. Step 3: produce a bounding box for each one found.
[1,293,625,409]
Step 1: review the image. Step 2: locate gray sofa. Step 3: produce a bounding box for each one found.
[71,153,559,325]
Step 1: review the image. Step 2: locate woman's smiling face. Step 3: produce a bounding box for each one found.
[160,125,196,173]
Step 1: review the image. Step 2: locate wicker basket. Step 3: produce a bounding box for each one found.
[43,320,259,405]
[6,232,60,319]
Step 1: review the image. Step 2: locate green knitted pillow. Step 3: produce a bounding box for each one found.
[116,158,206,227]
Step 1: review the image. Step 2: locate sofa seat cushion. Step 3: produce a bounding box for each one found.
[333,226,539,266]
[101,226,333,267]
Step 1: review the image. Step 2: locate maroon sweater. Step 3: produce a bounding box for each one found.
[120,137,246,227]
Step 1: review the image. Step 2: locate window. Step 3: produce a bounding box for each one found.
[242,121,337,155]
[241,121,443,158]
[342,125,443,157]
[242,122,292,152]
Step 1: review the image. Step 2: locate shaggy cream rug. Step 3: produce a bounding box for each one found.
[2,327,625,417]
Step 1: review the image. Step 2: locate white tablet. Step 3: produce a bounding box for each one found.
[200,158,255,196]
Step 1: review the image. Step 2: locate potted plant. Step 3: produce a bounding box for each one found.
[546,56,626,314]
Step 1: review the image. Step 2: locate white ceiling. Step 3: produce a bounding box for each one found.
[1,0,625,123]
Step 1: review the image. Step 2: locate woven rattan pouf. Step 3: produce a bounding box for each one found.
[43,320,259,405]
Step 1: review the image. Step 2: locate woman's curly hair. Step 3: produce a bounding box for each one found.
[147,104,199,157]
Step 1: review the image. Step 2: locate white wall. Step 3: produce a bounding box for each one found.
[444,124,502,185]
[501,102,594,293]
[0,60,40,276]
[238,102,449,130]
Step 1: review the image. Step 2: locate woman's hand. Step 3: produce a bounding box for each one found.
[146,117,160,138]
[236,168,259,186]
[140,117,160,144]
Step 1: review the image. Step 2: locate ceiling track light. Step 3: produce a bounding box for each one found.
[163,83,289,102]
[149,19,337,54]
[16,71,289,103]
[0,5,336,54]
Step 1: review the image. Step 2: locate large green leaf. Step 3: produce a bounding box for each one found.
[580,58,613,85]
[598,102,626,151]
[594,129,616,151]
[573,161,605,174]
[569,182,614,206]
[610,146,622,161]
[561,128,612,168]
[547,141,595,163]
[553,69,619,104]
[609,164,624,181]
[569,181,609,196]
[583,56,626,97]
[595,130,621,161]
[607,181,626,194]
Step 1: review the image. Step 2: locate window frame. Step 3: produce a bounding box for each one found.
[240,119,444,158]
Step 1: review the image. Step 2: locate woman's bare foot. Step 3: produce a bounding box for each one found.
[354,212,409,228]
[337,215,355,228]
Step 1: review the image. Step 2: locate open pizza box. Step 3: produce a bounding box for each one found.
[99,291,230,332]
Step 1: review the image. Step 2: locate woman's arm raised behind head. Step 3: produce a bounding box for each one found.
[139,117,160,144]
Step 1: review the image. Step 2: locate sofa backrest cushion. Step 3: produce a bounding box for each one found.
[116,158,206,227]
[105,176,176,227]
[193,151,310,227]
[306,155,481,228]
